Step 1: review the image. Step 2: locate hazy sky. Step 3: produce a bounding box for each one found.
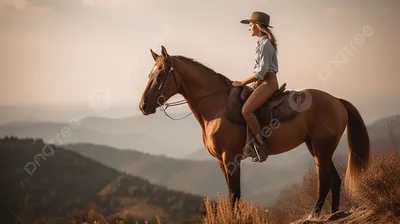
[1,0,399,110]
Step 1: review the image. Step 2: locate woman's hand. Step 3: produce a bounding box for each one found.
[232,81,243,87]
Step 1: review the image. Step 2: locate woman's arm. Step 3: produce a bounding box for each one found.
[240,75,258,85]
[232,75,257,86]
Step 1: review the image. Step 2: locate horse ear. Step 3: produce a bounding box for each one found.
[161,45,170,61]
[150,49,158,61]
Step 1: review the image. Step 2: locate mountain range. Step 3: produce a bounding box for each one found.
[0,112,203,158]
[0,137,203,224]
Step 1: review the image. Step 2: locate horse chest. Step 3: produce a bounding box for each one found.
[202,119,227,153]
[202,118,243,154]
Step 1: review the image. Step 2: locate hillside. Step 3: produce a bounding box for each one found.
[0,137,203,224]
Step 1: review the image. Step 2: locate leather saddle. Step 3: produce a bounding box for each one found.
[226,83,302,128]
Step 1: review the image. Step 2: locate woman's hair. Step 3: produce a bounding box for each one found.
[255,23,278,53]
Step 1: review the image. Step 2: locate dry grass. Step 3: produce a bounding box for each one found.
[342,153,400,223]
[355,154,400,212]
[202,194,269,224]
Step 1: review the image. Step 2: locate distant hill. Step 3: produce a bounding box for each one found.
[0,120,194,158]
[366,115,400,141]
[0,105,141,125]
[0,137,203,224]
[0,112,203,158]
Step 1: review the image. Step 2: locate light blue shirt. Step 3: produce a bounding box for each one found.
[253,35,279,79]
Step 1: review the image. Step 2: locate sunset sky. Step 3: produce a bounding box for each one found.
[1,0,399,111]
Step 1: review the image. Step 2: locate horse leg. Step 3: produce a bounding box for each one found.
[307,137,337,219]
[306,137,341,215]
[217,159,229,188]
[330,160,341,213]
[223,153,241,207]
[310,157,331,218]
[305,138,330,219]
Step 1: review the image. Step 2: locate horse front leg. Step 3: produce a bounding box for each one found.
[223,151,242,207]
[217,159,228,188]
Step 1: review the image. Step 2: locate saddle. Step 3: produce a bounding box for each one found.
[226,83,302,129]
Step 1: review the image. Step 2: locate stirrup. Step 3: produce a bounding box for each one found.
[251,141,268,163]
[252,142,262,162]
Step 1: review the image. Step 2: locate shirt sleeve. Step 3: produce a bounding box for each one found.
[253,42,275,79]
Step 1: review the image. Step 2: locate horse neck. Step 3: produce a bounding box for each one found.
[174,57,230,123]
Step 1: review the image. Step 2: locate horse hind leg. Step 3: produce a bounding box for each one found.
[330,160,341,213]
[306,136,341,214]
[308,157,331,219]
[307,136,338,219]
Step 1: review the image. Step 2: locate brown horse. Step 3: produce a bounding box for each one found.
[138,46,370,218]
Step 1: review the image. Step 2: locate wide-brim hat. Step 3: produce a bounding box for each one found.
[240,11,273,28]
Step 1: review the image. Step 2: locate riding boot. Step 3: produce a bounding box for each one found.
[243,125,258,158]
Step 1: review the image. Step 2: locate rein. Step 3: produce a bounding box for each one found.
[160,89,229,120]
[156,60,230,120]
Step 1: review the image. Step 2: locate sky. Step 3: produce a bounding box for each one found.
[0,0,399,113]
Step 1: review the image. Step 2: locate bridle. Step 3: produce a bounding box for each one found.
[155,59,230,120]
[156,62,190,120]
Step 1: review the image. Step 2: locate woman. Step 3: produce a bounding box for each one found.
[233,11,279,162]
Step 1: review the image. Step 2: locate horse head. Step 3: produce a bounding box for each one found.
[139,46,182,115]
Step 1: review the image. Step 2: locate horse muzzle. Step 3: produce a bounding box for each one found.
[139,102,156,115]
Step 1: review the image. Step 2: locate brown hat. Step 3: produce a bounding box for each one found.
[240,11,273,28]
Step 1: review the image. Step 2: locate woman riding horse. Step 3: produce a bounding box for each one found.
[138,12,370,219]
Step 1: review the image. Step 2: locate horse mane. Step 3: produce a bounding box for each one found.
[174,55,233,87]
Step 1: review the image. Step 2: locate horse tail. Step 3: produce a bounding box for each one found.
[339,98,370,193]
